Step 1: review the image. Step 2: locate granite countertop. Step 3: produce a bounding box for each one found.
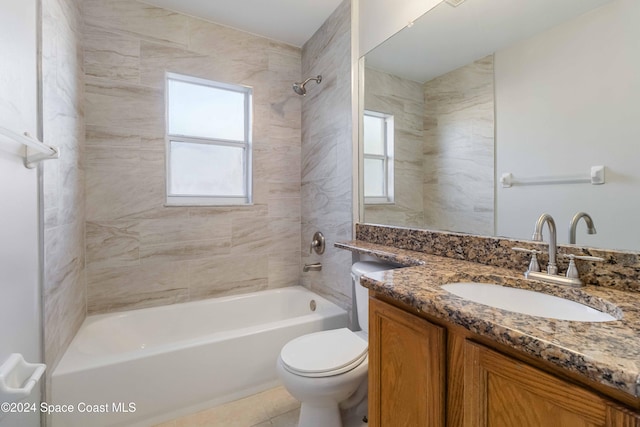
[336,240,640,399]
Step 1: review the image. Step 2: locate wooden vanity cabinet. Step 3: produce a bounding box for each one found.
[368,297,640,427]
[368,296,446,427]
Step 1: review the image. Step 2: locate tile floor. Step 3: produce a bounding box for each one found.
[153,386,369,427]
[152,386,301,427]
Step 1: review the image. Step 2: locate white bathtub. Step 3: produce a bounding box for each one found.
[51,286,347,427]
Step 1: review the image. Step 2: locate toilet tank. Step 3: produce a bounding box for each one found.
[351,261,396,334]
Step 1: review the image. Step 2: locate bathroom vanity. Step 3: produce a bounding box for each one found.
[369,297,639,427]
[353,0,640,423]
[337,231,640,427]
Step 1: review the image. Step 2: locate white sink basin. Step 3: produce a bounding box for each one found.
[441,282,616,322]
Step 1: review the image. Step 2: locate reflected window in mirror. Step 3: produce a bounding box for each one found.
[363,110,394,204]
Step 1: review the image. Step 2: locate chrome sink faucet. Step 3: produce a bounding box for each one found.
[569,212,596,244]
[518,213,604,288]
[532,213,558,275]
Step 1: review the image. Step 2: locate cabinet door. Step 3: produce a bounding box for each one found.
[369,298,446,427]
[464,341,640,427]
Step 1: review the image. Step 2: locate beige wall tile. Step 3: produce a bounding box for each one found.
[140,239,231,265]
[83,1,302,312]
[84,25,140,83]
[276,45,306,80]
[187,204,269,219]
[139,41,211,89]
[231,216,271,255]
[187,17,270,60]
[268,197,301,219]
[85,124,140,147]
[43,250,85,371]
[85,144,140,170]
[268,253,301,288]
[86,221,140,270]
[85,79,164,133]
[268,123,302,147]
[158,18,273,93]
[87,262,189,313]
[423,55,494,235]
[268,182,301,199]
[254,144,301,183]
[83,0,189,48]
[42,0,86,377]
[188,254,268,300]
[138,216,231,245]
[301,133,338,182]
[85,169,154,221]
[269,218,302,254]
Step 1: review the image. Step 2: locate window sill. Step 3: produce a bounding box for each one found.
[365,199,395,206]
[165,196,252,207]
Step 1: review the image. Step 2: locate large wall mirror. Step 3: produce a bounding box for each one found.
[360,0,640,251]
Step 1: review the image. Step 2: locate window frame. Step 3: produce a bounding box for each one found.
[363,110,394,205]
[165,72,253,206]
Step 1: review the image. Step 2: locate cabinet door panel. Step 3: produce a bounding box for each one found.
[369,298,445,427]
[487,371,598,427]
[464,340,640,427]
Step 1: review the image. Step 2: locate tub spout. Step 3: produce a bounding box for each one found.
[303,263,322,272]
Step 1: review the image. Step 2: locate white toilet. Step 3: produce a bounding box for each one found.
[277,261,395,427]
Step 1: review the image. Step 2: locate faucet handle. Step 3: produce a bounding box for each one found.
[512,247,542,254]
[560,254,604,279]
[560,253,604,262]
[309,231,325,254]
[512,247,541,273]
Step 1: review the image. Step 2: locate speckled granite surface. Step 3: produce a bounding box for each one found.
[356,223,640,292]
[336,239,640,399]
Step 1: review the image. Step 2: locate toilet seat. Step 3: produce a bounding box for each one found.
[280,328,368,378]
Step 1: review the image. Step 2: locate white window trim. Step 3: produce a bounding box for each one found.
[165,72,253,206]
[364,110,394,205]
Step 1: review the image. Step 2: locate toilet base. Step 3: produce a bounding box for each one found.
[341,395,368,426]
[299,402,342,427]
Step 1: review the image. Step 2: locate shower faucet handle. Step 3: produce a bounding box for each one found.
[309,231,325,254]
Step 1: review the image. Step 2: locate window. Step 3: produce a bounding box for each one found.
[166,72,252,205]
[363,110,394,204]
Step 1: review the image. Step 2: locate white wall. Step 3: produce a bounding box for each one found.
[495,0,640,251]
[359,0,440,56]
[0,0,42,426]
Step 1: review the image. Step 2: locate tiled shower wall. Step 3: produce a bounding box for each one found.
[300,0,355,314]
[42,0,86,372]
[363,68,425,227]
[82,0,303,314]
[422,55,495,235]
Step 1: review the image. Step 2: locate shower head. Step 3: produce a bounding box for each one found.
[292,75,322,95]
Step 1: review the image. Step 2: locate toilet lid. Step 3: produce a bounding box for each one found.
[281,328,368,377]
